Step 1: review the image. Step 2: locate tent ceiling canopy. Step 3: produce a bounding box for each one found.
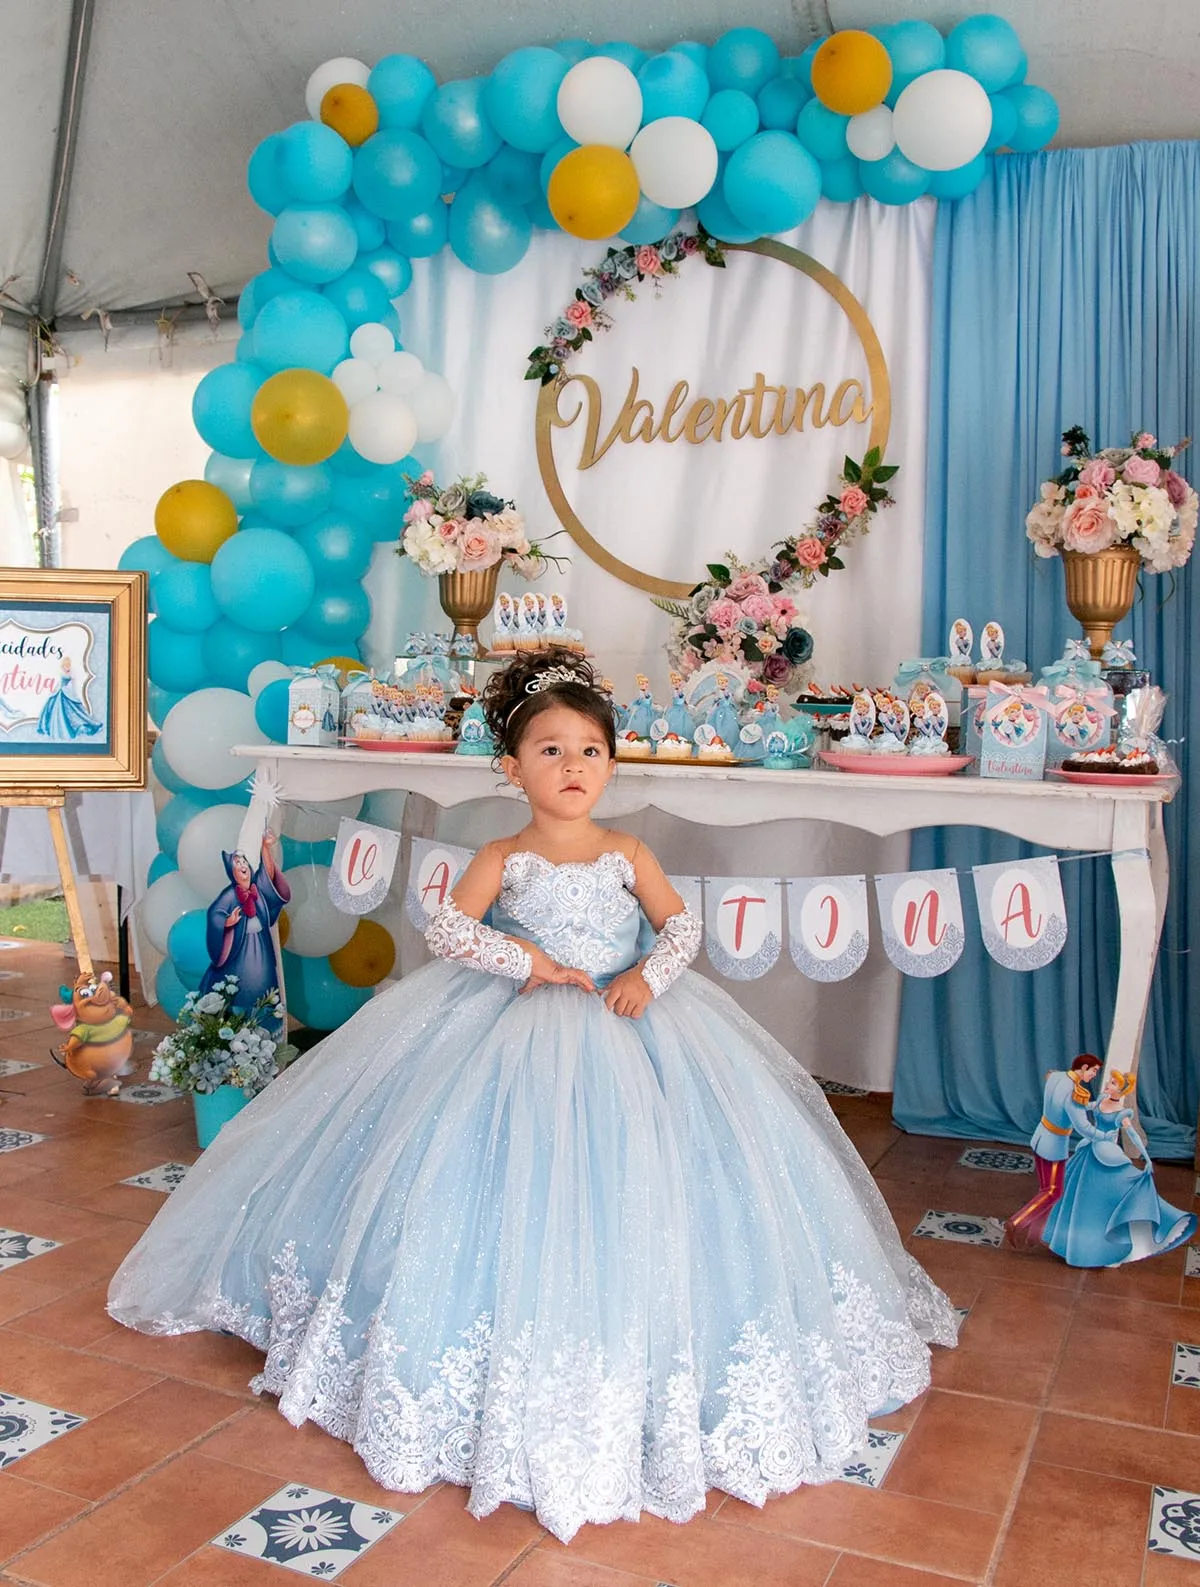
[2,0,1197,325]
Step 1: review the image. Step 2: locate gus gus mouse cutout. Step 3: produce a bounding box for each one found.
[50,970,134,1096]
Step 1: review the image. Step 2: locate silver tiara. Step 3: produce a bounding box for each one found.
[505,665,594,726]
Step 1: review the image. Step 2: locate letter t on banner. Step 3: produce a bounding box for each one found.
[787,876,869,981]
[874,868,965,977]
[703,878,782,980]
[972,856,1067,969]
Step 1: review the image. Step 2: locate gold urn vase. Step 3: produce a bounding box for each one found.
[1062,544,1140,659]
[438,565,500,657]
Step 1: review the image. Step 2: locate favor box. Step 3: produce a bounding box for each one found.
[288,670,340,746]
[1045,683,1116,770]
[979,685,1047,780]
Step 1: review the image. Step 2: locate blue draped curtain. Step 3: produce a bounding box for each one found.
[894,140,1200,1158]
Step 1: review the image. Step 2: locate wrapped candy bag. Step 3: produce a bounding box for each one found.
[1118,687,1180,781]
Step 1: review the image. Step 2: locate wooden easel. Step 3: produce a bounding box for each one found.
[0,790,92,975]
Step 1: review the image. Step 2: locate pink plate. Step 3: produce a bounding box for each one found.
[349,739,458,753]
[1049,768,1175,788]
[819,751,974,777]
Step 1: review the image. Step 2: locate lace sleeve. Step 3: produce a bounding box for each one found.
[640,908,702,998]
[425,897,532,983]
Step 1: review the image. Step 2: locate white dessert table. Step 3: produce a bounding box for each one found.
[234,745,1171,1094]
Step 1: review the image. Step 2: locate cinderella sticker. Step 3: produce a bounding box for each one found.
[0,610,111,753]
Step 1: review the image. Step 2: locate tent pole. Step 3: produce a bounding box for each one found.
[26,332,61,570]
[34,0,96,321]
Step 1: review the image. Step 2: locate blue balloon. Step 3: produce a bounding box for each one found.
[701,90,759,152]
[619,194,681,244]
[353,130,443,221]
[151,738,188,795]
[246,134,290,215]
[485,47,569,153]
[369,54,437,131]
[277,121,354,202]
[237,267,303,330]
[296,584,372,646]
[156,796,208,864]
[321,267,393,328]
[872,21,946,107]
[788,40,822,93]
[249,458,335,526]
[672,41,709,71]
[167,909,210,979]
[594,42,646,72]
[272,205,359,284]
[555,40,594,67]
[421,79,503,170]
[797,99,849,162]
[860,148,932,204]
[637,52,710,122]
[707,27,780,95]
[945,14,1024,93]
[525,191,557,230]
[204,453,257,514]
[723,133,821,234]
[820,156,865,202]
[148,683,185,729]
[192,362,264,457]
[539,136,579,192]
[151,561,220,634]
[385,204,448,259]
[757,78,810,130]
[986,91,1019,152]
[283,950,373,1029]
[119,534,176,581]
[328,437,376,477]
[280,629,324,667]
[696,185,760,244]
[448,176,532,274]
[483,147,541,208]
[251,291,349,374]
[438,165,467,198]
[279,837,336,869]
[149,622,209,693]
[211,528,316,631]
[235,335,258,362]
[147,850,179,886]
[254,677,292,743]
[332,461,413,536]
[155,957,192,1020]
[201,619,283,692]
[1003,85,1059,153]
[358,245,413,299]
[342,196,387,251]
[929,153,988,200]
[293,512,376,581]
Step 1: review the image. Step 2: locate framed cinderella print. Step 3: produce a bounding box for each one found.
[0,569,148,791]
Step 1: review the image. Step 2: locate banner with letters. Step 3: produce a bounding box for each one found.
[874,868,965,979]
[403,837,475,929]
[328,818,401,916]
[972,857,1067,971]
[702,878,783,981]
[787,875,870,983]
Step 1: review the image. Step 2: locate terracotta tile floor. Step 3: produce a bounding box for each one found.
[2,938,1200,1586]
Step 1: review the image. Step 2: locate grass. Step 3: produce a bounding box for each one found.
[0,896,69,943]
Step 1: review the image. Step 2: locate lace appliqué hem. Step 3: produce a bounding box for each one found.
[642,907,702,998]
[425,897,532,982]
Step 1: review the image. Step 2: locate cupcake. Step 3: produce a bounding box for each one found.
[654,733,693,761]
[615,732,653,761]
[946,663,976,687]
[696,735,735,764]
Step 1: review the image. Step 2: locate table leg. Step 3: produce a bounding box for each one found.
[117,885,131,1002]
[1104,801,1163,1094]
[46,804,93,977]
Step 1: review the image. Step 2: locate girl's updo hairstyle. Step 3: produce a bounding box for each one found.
[482,647,616,760]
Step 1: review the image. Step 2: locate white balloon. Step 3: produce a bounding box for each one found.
[281,864,357,956]
[284,792,364,843]
[407,372,456,444]
[556,58,642,149]
[0,419,27,460]
[348,392,418,465]
[846,105,896,163]
[161,688,266,791]
[140,871,205,955]
[629,117,718,209]
[247,659,293,698]
[0,384,25,426]
[349,322,395,362]
[375,350,425,396]
[332,357,379,405]
[305,57,371,120]
[893,69,992,171]
[177,804,247,902]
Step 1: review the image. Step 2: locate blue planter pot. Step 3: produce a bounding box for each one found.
[192,1084,250,1149]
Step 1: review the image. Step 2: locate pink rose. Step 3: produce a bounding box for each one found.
[793,537,826,570]
[762,653,792,684]
[459,525,502,569]
[1061,496,1118,553]
[437,517,463,542]
[839,486,869,517]
[757,632,779,654]
[707,597,741,630]
[405,497,433,522]
[635,246,661,276]
[726,573,768,602]
[741,593,777,624]
[1163,469,1190,507]
[1077,460,1115,491]
[418,469,435,486]
[1134,432,1157,450]
[772,614,791,639]
[564,299,593,329]
[1123,455,1161,486]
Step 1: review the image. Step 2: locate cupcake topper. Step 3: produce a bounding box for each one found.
[980,620,1005,662]
[949,618,973,661]
[849,690,877,739]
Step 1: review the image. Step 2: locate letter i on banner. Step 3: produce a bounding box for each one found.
[405,837,476,929]
[874,868,965,977]
[703,878,782,980]
[329,817,402,915]
[973,856,1067,970]
[787,876,869,981]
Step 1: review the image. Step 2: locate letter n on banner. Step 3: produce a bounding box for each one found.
[874,868,965,977]
[703,878,782,980]
[329,818,402,915]
[787,876,869,981]
[973,856,1067,970]
[405,837,475,929]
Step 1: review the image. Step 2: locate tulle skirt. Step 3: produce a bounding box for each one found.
[108,964,958,1542]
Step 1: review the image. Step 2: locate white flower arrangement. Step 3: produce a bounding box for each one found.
[149,977,296,1097]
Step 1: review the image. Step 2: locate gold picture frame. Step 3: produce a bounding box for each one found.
[0,568,148,792]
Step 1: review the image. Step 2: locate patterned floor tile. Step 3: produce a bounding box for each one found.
[116,1082,183,1106]
[954,1305,971,1325]
[957,1147,1035,1175]
[815,1078,870,1097]
[211,1482,405,1580]
[1148,1485,1200,1561]
[0,1228,62,1272]
[0,1129,48,1153]
[912,1210,1005,1248]
[1171,1343,1200,1388]
[0,1391,86,1469]
[0,1058,40,1077]
[839,1428,905,1488]
[0,939,23,948]
[0,1006,31,1021]
[0,969,24,981]
[1186,1247,1200,1280]
[120,1162,190,1193]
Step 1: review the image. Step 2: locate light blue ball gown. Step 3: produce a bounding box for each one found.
[108,850,958,1542]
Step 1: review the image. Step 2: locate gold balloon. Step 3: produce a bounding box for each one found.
[320,83,380,147]
[811,30,893,116]
[548,145,640,241]
[154,479,238,563]
[329,919,396,988]
[278,910,291,950]
[252,369,349,466]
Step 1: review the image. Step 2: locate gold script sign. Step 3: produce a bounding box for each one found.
[535,239,892,598]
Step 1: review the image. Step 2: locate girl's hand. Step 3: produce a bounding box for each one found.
[603,965,654,1020]
[519,943,596,996]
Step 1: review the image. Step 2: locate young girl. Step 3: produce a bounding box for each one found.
[109,650,957,1543]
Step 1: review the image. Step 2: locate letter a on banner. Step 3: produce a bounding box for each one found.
[703,878,782,980]
[405,837,475,929]
[787,876,869,981]
[874,868,965,977]
[973,856,1067,970]
[329,818,401,915]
